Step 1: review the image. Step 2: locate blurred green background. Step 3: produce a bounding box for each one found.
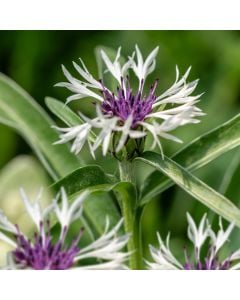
[0,31,240,262]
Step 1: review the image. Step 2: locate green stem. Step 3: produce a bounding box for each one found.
[118,160,143,270]
[133,207,143,269]
[118,159,134,182]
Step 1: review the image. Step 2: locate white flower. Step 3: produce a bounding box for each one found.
[55,45,204,157]
[146,233,183,270]
[147,213,240,270]
[0,188,129,270]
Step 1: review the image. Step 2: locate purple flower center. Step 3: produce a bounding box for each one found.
[183,247,231,270]
[101,78,158,128]
[13,222,82,270]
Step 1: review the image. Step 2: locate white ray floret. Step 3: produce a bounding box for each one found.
[101,47,132,85]
[56,65,104,103]
[54,188,89,234]
[0,210,17,234]
[146,233,183,270]
[131,45,159,89]
[53,123,93,155]
[186,212,209,259]
[74,218,129,269]
[19,188,55,231]
[208,218,235,254]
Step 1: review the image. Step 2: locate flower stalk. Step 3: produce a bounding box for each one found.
[118,160,143,269]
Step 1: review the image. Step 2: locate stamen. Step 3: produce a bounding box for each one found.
[101,79,158,128]
[12,221,80,270]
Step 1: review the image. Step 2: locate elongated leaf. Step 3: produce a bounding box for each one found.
[219,151,240,195]
[137,151,240,226]
[51,165,116,194]
[0,73,81,179]
[45,97,84,127]
[207,151,240,223]
[140,114,240,204]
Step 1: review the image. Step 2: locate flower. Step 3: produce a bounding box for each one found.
[0,188,129,270]
[147,213,240,270]
[54,45,204,159]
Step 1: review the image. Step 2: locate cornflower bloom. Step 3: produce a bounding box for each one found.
[55,45,204,159]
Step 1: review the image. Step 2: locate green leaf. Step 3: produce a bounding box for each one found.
[51,164,138,241]
[140,114,240,204]
[218,151,240,195]
[45,96,84,127]
[51,165,116,194]
[137,151,240,226]
[51,165,121,235]
[0,73,81,179]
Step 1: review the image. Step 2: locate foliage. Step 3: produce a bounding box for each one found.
[0,31,240,266]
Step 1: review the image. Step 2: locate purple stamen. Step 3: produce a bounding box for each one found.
[101,79,158,128]
[183,245,232,270]
[13,222,80,270]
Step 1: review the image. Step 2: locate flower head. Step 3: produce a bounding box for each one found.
[54,45,204,159]
[147,213,240,270]
[0,188,129,270]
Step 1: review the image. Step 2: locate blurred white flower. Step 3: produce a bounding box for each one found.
[0,188,129,270]
[147,213,240,270]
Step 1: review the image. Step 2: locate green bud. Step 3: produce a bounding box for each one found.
[111,131,146,161]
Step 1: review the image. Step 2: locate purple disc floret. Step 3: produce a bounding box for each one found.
[101,78,158,128]
[13,222,81,270]
[183,247,231,270]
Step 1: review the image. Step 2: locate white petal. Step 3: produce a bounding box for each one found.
[57,64,104,103]
[209,220,235,254]
[20,188,43,230]
[0,210,17,234]
[153,66,200,108]
[187,213,208,257]
[55,188,89,230]
[54,122,93,155]
[0,232,16,248]
[73,61,102,89]
[147,232,183,270]
[74,218,129,269]
[115,115,133,153]
[131,45,159,88]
